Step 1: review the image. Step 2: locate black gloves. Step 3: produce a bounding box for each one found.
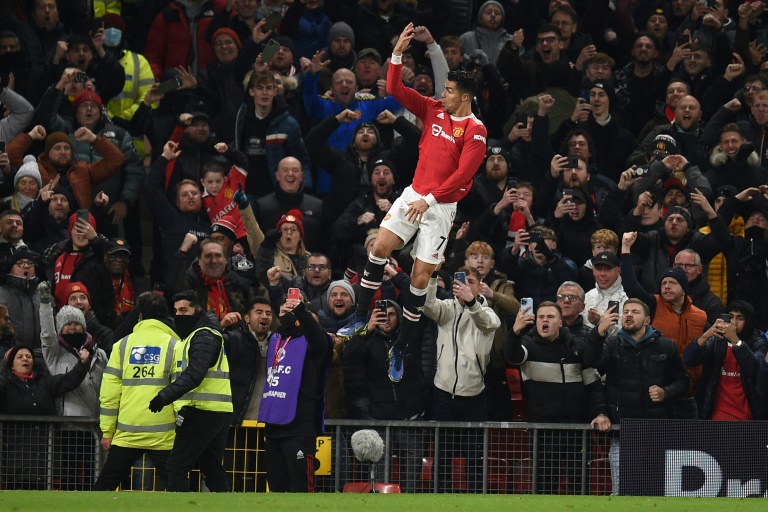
[148,395,165,413]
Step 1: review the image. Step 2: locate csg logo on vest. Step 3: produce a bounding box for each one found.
[130,346,161,364]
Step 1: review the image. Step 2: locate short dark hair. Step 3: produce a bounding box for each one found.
[632,32,658,51]
[0,209,22,220]
[202,162,226,178]
[447,68,478,98]
[247,296,273,313]
[537,24,562,40]
[719,123,746,139]
[137,292,169,321]
[560,128,595,159]
[172,290,203,309]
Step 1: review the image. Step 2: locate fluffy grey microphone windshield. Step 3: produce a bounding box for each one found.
[350,429,385,463]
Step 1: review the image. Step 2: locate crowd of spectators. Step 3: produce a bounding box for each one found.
[2,0,768,494]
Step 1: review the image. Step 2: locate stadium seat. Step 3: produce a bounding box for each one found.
[343,482,402,493]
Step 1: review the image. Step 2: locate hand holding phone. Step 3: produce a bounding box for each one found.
[156,77,182,95]
[287,288,301,301]
[607,300,620,314]
[262,39,281,64]
[520,297,533,313]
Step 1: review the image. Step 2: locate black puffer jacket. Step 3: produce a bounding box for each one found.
[684,301,768,420]
[505,326,607,422]
[343,301,427,420]
[155,311,225,406]
[592,326,690,423]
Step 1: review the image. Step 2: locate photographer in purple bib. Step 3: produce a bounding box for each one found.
[258,291,332,492]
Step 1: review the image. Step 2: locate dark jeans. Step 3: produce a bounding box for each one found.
[166,408,232,492]
[431,389,486,493]
[94,445,170,491]
[264,436,316,492]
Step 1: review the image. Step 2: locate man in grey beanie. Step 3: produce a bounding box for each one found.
[460,0,513,67]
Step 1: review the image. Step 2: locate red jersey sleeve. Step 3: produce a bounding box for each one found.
[386,59,435,120]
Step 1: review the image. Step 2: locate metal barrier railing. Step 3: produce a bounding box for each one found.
[0,415,615,494]
[320,420,616,495]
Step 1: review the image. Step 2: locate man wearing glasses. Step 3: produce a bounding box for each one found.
[673,248,724,324]
[555,281,590,338]
[263,252,333,313]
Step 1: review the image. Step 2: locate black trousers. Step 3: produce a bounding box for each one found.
[264,436,316,492]
[166,408,232,492]
[94,445,170,491]
[431,389,486,493]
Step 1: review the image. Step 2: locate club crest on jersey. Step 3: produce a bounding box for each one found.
[453,127,464,137]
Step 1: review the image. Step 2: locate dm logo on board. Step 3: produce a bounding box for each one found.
[130,346,161,364]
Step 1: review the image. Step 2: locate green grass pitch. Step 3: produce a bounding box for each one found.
[0,492,766,512]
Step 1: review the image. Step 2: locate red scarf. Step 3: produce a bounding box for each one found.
[12,370,35,381]
[54,251,86,307]
[112,270,135,317]
[200,268,231,320]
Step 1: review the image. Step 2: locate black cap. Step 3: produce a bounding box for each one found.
[189,112,210,123]
[570,187,589,204]
[357,48,382,65]
[106,238,131,256]
[591,251,619,268]
[370,157,397,178]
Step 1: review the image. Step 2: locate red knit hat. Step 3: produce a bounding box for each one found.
[211,216,238,241]
[276,209,304,238]
[63,281,91,303]
[212,28,242,49]
[102,13,126,32]
[72,91,103,112]
[68,211,97,234]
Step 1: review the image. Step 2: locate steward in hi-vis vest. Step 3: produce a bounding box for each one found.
[95,293,178,491]
[149,290,232,492]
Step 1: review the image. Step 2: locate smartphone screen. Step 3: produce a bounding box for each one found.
[156,77,182,95]
[262,39,281,63]
[263,11,282,32]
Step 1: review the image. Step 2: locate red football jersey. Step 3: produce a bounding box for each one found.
[202,165,248,238]
[387,60,487,204]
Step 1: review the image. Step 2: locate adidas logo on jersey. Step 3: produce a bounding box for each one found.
[437,112,444,119]
[296,450,305,459]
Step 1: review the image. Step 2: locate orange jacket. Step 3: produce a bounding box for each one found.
[8,133,124,209]
[652,294,707,397]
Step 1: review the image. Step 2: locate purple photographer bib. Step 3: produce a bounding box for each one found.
[258,333,308,425]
